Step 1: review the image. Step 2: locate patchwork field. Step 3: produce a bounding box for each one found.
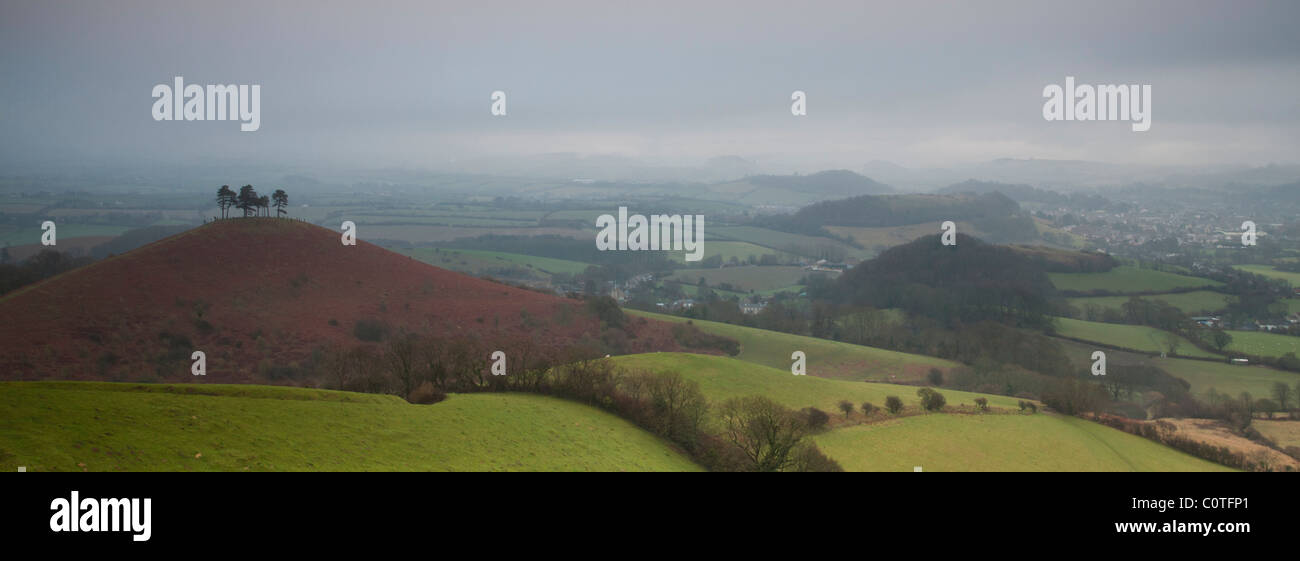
[1052,317,1221,359]
[1049,265,1222,294]
[0,382,699,472]
[1224,330,1300,360]
[628,310,959,383]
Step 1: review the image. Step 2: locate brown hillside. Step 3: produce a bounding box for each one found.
[0,219,691,383]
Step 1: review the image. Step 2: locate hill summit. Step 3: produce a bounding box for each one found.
[0,219,689,383]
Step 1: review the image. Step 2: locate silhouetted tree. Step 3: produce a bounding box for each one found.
[272,189,288,217]
[215,185,236,219]
[236,185,259,217]
[258,195,270,217]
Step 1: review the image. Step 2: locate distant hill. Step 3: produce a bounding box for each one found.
[769,191,1040,244]
[938,179,1067,205]
[745,170,894,197]
[0,218,697,382]
[832,233,1058,328]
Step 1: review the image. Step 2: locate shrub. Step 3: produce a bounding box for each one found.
[917,387,947,411]
[353,318,389,342]
[927,368,944,386]
[407,381,447,404]
[974,397,989,412]
[885,396,904,415]
[838,400,854,417]
[801,407,831,430]
[860,402,875,416]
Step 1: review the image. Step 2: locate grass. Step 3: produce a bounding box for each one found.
[1049,265,1222,294]
[1067,291,1234,316]
[1159,358,1300,398]
[1233,265,1300,288]
[628,309,960,383]
[813,414,1233,472]
[1053,317,1221,359]
[0,382,700,472]
[1223,330,1300,360]
[1050,336,1299,399]
[1254,420,1300,449]
[608,352,1020,413]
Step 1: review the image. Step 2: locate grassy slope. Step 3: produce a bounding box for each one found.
[0,382,699,472]
[1053,317,1220,359]
[1049,265,1222,293]
[611,352,1022,413]
[610,352,1228,472]
[628,309,960,382]
[814,414,1232,472]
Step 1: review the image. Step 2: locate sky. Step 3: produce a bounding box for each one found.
[1,0,1297,173]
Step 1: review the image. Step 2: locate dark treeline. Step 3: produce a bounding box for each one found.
[0,249,92,296]
[215,185,289,219]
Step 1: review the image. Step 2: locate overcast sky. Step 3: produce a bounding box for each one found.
[1,0,1297,173]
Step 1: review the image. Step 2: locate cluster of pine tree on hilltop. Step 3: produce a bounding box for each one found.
[214,185,289,219]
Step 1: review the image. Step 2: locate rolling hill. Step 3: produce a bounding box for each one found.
[627,310,960,383]
[0,218,693,383]
[608,352,1230,472]
[0,382,699,472]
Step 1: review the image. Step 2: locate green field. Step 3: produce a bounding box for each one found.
[1050,336,1298,398]
[1053,317,1221,359]
[610,352,1020,413]
[1068,291,1234,316]
[1224,330,1300,360]
[669,241,794,265]
[629,309,959,382]
[1233,265,1300,288]
[1049,266,1222,294]
[0,382,699,472]
[814,414,1232,472]
[668,266,808,292]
